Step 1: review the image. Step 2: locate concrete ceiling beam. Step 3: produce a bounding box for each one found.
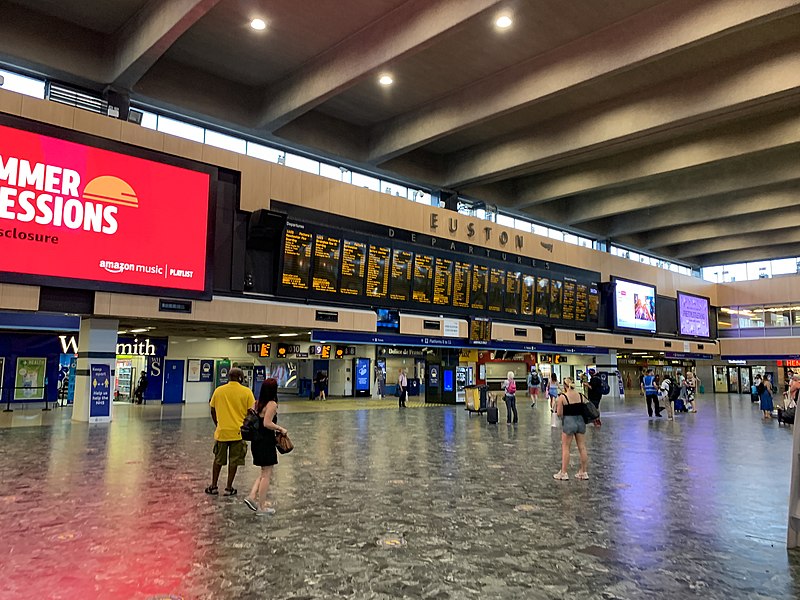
[255,0,503,131]
[109,0,225,89]
[367,0,800,165]
[674,224,800,261]
[693,242,800,267]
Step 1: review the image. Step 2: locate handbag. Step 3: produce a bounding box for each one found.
[275,431,294,454]
[582,399,600,424]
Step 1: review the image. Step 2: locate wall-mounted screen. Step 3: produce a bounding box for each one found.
[376,308,400,332]
[614,277,656,332]
[469,317,492,345]
[677,292,710,338]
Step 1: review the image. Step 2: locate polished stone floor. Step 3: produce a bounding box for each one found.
[1,393,799,599]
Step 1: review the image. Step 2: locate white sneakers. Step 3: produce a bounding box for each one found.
[553,471,589,480]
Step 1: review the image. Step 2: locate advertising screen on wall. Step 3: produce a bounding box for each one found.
[0,120,213,297]
[613,277,656,332]
[677,291,710,338]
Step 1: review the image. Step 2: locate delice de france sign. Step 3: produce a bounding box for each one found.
[0,123,211,295]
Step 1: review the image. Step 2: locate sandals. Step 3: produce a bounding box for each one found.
[223,487,237,497]
[204,485,218,495]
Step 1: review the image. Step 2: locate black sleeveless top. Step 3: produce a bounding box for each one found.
[560,392,584,417]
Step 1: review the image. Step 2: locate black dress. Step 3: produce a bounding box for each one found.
[251,412,278,467]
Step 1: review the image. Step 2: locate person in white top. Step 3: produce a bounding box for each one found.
[397,368,408,408]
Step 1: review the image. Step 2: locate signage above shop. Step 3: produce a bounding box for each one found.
[777,360,800,367]
[664,352,714,360]
[0,120,213,298]
[159,299,193,314]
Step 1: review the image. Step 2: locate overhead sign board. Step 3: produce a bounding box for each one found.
[0,120,213,297]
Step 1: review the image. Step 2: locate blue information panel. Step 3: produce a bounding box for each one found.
[355,358,370,393]
[90,363,111,421]
[253,365,267,399]
[443,369,454,393]
[200,359,214,382]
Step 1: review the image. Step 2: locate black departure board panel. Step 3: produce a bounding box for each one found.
[340,240,366,296]
[281,225,314,292]
[471,264,488,310]
[390,249,413,301]
[412,254,434,304]
[505,271,521,315]
[366,245,390,299]
[453,261,471,308]
[276,216,601,328]
[488,268,504,312]
[433,257,454,306]
[562,279,576,321]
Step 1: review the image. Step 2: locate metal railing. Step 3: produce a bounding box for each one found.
[2,386,57,413]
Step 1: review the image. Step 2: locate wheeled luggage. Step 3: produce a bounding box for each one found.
[674,397,687,412]
[778,406,795,425]
[487,392,498,424]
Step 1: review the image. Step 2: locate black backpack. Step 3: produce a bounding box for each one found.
[240,408,262,441]
[530,373,540,386]
[668,378,680,401]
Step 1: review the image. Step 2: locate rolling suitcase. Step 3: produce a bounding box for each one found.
[487,393,498,424]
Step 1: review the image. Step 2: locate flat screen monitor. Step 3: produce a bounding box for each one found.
[376,308,400,332]
[677,292,710,338]
[469,317,492,345]
[613,277,656,332]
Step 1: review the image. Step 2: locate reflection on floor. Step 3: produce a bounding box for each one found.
[1,394,799,598]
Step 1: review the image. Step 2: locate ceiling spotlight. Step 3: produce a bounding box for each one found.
[495,15,513,29]
[250,18,266,31]
[378,74,394,86]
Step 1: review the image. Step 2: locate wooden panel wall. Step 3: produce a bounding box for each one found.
[716,276,800,307]
[556,329,718,355]
[719,337,795,357]
[492,323,543,343]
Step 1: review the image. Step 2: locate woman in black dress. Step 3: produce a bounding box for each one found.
[244,378,287,515]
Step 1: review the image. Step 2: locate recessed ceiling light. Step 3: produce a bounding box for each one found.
[229,336,245,340]
[495,15,513,29]
[279,332,299,337]
[250,334,269,339]
[378,74,393,86]
[130,328,148,333]
[250,18,266,31]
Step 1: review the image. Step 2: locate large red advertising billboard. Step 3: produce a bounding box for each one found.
[0,122,212,295]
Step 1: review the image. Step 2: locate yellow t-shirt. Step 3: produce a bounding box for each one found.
[209,382,254,441]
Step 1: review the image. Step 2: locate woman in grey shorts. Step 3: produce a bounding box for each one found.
[553,377,589,481]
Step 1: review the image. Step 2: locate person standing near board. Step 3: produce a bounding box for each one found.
[397,368,408,408]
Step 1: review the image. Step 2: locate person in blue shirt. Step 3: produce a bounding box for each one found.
[640,368,663,417]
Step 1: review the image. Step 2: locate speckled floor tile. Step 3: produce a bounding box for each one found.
[0,394,799,599]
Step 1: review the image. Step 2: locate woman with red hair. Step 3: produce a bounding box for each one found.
[244,378,287,515]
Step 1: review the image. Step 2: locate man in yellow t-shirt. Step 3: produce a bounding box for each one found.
[205,367,254,496]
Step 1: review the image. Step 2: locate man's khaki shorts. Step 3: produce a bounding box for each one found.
[213,440,247,467]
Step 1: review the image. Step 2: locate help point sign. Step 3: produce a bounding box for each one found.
[0,122,211,295]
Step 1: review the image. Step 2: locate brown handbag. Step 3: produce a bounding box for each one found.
[275,431,294,454]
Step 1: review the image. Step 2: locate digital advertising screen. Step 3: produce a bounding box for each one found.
[614,277,657,332]
[376,308,400,332]
[0,122,212,297]
[677,292,710,338]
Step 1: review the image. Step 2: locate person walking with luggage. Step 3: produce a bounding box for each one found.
[502,371,519,424]
[244,378,287,516]
[397,368,408,408]
[553,377,590,481]
[206,367,253,497]
[758,374,774,419]
[779,374,800,424]
[528,369,541,408]
[685,370,698,413]
[641,368,662,417]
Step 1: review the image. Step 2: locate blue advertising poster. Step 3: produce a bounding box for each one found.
[616,369,625,398]
[443,369,454,393]
[253,365,267,398]
[599,372,611,395]
[200,359,214,382]
[144,356,164,401]
[355,358,370,393]
[90,363,111,421]
[428,365,439,388]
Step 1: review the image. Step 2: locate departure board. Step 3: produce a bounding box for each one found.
[433,257,454,306]
[588,284,600,322]
[535,277,550,317]
[471,264,488,310]
[549,279,563,319]
[453,261,471,308]
[575,283,588,321]
[562,279,576,321]
[389,249,413,301]
[312,234,340,293]
[521,274,535,316]
[366,245,390,299]
[412,254,434,303]
[488,268,505,312]
[339,240,366,295]
[281,226,313,291]
[505,271,521,315]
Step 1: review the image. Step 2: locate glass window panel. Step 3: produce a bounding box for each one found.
[139,110,158,130]
[723,264,747,282]
[415,191,432,205]
[246,142,282,163]
[514,219,532,233]
[204,130,246,154]
[533,224,549,237]
[284,153,319,174]
[738,307,763,328]
[497,214,515,227]
[627,251,639,262]
[351,172,380,191]
[771,258,798,276]
[669,263,680,272]
[548,228,563,241]
[765,307,792,327]
[320,163,346,181]
[702,267,721,282]
[747,261,771,280]
[0,69,45,98]
[577,236,592,248]
[563,233,578,245]
[717,308,734,330]
[381,181,407,198]
[475,208,486,220]
[157,116,204,142]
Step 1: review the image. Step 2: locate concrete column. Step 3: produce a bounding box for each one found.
[595,350,621,399]
[73,318,118,423]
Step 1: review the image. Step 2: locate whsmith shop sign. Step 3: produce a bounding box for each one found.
[0,119,213,298]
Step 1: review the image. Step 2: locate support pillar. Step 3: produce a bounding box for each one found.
[73,318,118,423]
